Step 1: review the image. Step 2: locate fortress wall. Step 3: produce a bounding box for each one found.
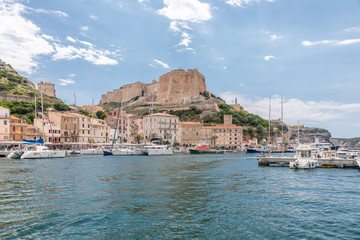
[157,69,206,105]
[100,69,206,105]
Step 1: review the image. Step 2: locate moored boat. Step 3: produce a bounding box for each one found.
[189,144,216,154]
[21,146,66,159]
[289,144,318,169]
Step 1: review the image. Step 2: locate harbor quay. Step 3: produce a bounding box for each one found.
[258,155,359,168]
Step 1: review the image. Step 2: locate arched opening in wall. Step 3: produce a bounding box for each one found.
[142,90,144,96]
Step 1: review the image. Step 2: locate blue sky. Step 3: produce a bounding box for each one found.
[1,0,360,138]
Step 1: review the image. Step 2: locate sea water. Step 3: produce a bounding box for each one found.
[1,154,360,239]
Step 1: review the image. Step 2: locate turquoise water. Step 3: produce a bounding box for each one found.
[1,154,360,239]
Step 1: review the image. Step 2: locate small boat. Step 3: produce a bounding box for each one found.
[80,148,103,155]
[144,144,173,156]
[289,144,318,169]
[189,144,216,154]
[21,146,66,159]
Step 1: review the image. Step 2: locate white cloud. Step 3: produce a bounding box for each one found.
[219,92,360,124]
[269,34,282,40]
[225,0,276,8]
[79,40,93,47]
[52,43,119,65]
[157,0,211,22]
[302,39,360,46]
[89,15,98,21]
[170,21,193,49]
[68,73,76,78]
[344,27,360,33]
[153,59,170,68]
[80,26,89,31]
[264,55,274,61]
[0,2,55,74]
[66,36,77,43]
[41,34,54,41]
[31,8,68,17]
[222,66,227,70]
[59,79,75,86]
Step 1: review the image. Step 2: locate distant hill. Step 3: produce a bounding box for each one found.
[0,59,62,104]
[330,138,360,149]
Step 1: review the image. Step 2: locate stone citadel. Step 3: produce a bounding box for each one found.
[100,69,209,106]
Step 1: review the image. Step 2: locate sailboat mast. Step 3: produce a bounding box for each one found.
[112,99,122,149]
[90,99,94,147]
[268,96,271,146]
[150,87,154,139]
[34,85,37,140]
[120,96,123,145]
[40,82,45,143]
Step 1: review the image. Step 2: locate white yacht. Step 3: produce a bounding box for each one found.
[111,147,134,156]
[289,144,318,169]
[144,145,173,156]
[21,146,66,159]
[80,148,103,155]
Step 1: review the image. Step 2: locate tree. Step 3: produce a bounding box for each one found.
[96,111,107,120]
[134,134,143,144]
[79,109,90,116]
[54,103,71,111]
[211,135,218,148]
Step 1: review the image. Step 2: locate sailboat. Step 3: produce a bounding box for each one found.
[21,82,66,159]
[143,90,173,156]
[80,99,103,155]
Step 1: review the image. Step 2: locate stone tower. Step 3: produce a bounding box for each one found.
[38,82,56,97]
[156,69,207,105]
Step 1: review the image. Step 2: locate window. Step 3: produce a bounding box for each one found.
[82,124,84,127]
[88,130,90,134]
[5,113,8,118]
[4,136,8,140]
[82,130,84,134]
[88,124,90,128]
[12,126,15,131]
[82,118,85,121]
[65,124,67,130]
[3,120,7,125]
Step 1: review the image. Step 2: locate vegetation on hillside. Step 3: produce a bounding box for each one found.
[169,106,202,121]
[0,68,62,103]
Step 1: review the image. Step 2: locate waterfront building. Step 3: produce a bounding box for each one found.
[34,118,61,143]
[143,113,180,144]
[9,115,28,141]
[105,113,140,144]
[48,112,79,143]
[0,106,10,141]
[199,115,243,150]
[26,124,39,140]
[179,122,201,146]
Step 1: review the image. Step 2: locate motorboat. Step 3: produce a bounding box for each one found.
[289,144,318,169]
[21,146,66,159]
[144,144,173,156]
[189,144,216,154]
[80,148,103,155]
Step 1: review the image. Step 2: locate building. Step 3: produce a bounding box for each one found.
[26,124,39,141]
[199,115,243,150]
[79,105,104,114]
[143,113,180,144]
[180,122,201,146]
[34,118,61,143]
[10,115,28,141]
[37,82,56,97]
[48,112,79,143]
[0,106,10,141]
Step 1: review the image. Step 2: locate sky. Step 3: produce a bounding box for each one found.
[1,0,360,138]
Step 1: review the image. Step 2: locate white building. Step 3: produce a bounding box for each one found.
[143,113,180,144]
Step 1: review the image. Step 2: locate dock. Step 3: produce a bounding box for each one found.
[258,156,358,168]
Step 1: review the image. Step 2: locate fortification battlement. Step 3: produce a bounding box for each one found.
[100,69,207,106]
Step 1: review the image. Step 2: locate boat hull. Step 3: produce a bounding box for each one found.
[21,150,66,159]
[146,149,173,156]
[189,149,216,154]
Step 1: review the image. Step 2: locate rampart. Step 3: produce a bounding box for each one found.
[100,69,207,105]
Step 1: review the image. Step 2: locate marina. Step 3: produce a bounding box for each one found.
[1,153,360,239]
